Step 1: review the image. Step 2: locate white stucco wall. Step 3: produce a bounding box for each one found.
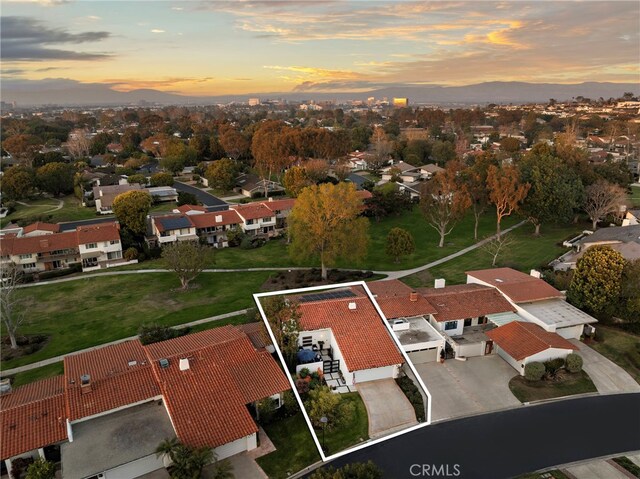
[354,365,398,384]
[556,325,583,340]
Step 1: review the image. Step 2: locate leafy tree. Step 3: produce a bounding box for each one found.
[310,461,383,479]
[619,259,640,321]
[160,155,185,175]
[177,191,199,206]
[124,247,139,261]
[206,158,238,191]
[155,438,228,479]
[420,163,471,247]
[189,133,210,160]
[283,166,313,197]
[306,386,355,431]
[364,183,412,221]
[0,263,32,349]
[461,152,496,240]
[33,151,65,167]
[350,125,372,151]
[127,174,147,185]
[3,133,40,166]
[0,165,35,200]
[150,172,175,187]
[36,162,75,197]
[487,164,530,237]
[500,136,521,154]
[112,190,153,235]
[25,458,56,479]
[261,295,301,365]
[583,180,628,229]
[430,139,456,165]
[289,182,369,280]
[90,132,112,155]
[567,246,626,318]
[162,241,212,290]
[251,120,291,196]
[386,227,415,263]
[305,159,330,183]
[220,128,250,161]
[402,139,430,166]
[594,160,633,187]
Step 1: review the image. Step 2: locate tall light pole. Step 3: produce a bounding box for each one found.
[320,416,328,454]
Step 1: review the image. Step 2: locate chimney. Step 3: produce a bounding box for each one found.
[268,197,273,202]
[215,215,223,222]
[434,278,446,289]
[179,358,190,371]
[348,302,357,311]
[409,291,418,302]
[99,189,103,197]
[80,374,92,394]
[530,269,541,279]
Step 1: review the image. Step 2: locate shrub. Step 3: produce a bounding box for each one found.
[295,378,310,395]
[544,358,565,377]
[124,247,139,261]
[565,353,583,373]
[524,361,545,381]
[395,375,425,421]
[594,328,606,342]
[256,397,277,424]
[138,324,187,345]
[281,390,299,417]
[299,368,310,378]
[25,458,56,479]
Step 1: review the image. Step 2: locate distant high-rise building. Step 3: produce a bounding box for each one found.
[393,97,409,108]
[248,98,261,106]
[367,96,375,106]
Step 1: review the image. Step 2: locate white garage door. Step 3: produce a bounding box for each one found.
[408,348,438,364]
[213,435,251,461]
[355,365,396,383]
[103,454,165,479]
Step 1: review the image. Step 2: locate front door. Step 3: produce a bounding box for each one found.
[484,340,493,355]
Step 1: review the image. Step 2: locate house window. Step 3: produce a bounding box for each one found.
[478,316,487,325]
[444,321,458,331]
[110,240,119,245]
[19,254,32,259]
[246,219,254,225]
[22,263,36,270]
[464,318,472,327]
[86,243,97,249]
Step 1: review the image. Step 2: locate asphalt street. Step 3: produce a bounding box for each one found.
[316,393,640,479]
[173,181,228,210]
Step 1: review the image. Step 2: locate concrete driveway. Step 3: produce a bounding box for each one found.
[570,339,640,394]
[356,379,417,438]
[416,355,521,421]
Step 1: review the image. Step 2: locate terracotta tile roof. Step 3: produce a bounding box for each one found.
[188,210,242,229]
[1,377,67,460]
[64,340,160,421]
[356,190,373,200]
[486,321,576,361]
[232,202,275,221]
[466,268,563,303]
[237,322,272,350]
[75,222,120,245]
[298,296,404,371]
[148,327,289,449]
[367,280,437,318]
[263,198,296,213]
[0,231,78,256]
[419,284,515,322]
[22,222,60,235]
[175,204,208,214]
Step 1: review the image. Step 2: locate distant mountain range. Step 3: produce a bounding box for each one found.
[2,78,638,107]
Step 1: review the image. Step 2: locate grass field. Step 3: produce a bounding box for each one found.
[8,362,65,387]
[509,371,597,403]
[1,271,271,370]
[630,185,640,208]
[1,195,100,227]
[590,327,640,384]
[402,222,583,287]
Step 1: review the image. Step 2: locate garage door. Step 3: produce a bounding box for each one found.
[355,365,395,383]
[103,454,164,479]
[213,435,251,461]
[408,348,438,364]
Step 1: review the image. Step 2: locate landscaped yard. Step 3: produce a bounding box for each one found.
[322,392,369,454]
[629,185,640,207]
[1,195,100,227]
[402,221,583,287]
[508,371,597,403]
[590,326,640,384]
[1,271,271,370]
[9,362,64,387]
[256,413,320,479]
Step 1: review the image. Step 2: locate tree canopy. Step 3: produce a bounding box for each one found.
[112,190,153,235]
[162,241,212,290]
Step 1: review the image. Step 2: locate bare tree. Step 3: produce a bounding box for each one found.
[482,233,515,267]
[584,180,628,230]
[66,129,92,160]
[1,263,32,349]
[370,127,392,172]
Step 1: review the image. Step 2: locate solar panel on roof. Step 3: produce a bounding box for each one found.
[298,290,356,303]
[159,217,192,230]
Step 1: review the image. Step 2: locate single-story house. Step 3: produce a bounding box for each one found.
[235,173,285,198]
[419,164,445,179]
[93,184,142,214]
[145,186,178,203]
[486,321,578,375]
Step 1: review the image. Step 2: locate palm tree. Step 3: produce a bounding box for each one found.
[209,458,234,479]
[156,437,181,465]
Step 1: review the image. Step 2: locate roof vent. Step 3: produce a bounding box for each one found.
[215,215,223,222]
[530,269,541,279]
[495,278,503,283]
[410,291,418,302]
[434,278,446,289]
[159,358,169,369]
[128,360,137,367]
[0,378,12,395]
[179,358,190,371]
[348,302,357,311]
[80,374,92,394]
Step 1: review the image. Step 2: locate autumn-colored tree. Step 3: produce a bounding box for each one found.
[487,164,530,237]
[162,241,212,290]
[289,182,369,280]
[370,127,392,171]
[251,121,291,196]
[461,152,497,240]
[0,165,35,200]
[150,172,174,187]
[420,163,471,247]
[567,246,626,318]
[500,136,522,154]
[205,158,239,192]
[261,295,301,364]
[283,166,313,197]
[127,174,147,185]
[3,134,40,166]
[36,162,75,197]
[140,133,179,158]
[333,160,351,182]
[583,180,628,229]
[219,128,250,161]
[386,227,415,263]
[304,158,330,183]
[112,190,153,235]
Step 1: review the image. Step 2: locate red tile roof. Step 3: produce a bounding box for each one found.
[419,284,514,322]
[175,204,208,214]
[367,280,437,318]
[232,202,275,221]
[466,268,563,303]
[64,340,160,421]
[188,210,242,229]
[356,190,373,200]
[1,377,67,460]
[0,231,78,256]
[298,296,404,371]
[22,222,60,235]
[486,321,576,361]
[76,222,120,245]
[263,198,296,213]
[237,322,272,350]
[144,325,246,361]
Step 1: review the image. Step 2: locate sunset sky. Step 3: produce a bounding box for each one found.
[2,1,639,95]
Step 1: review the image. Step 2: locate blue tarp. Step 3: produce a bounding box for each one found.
[297,349,318,363]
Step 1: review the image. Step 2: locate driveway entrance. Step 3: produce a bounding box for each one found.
[356,379,418,438]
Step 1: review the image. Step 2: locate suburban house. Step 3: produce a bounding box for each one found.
[380,161,423,183]
[235,173,285,198]
[419,164,445,179]
[345,151,372,171]
[419,282,516,359]
[367,280,446,364]
[146,186,179,203]
[486,321,578,376]
[21,222,61,236]
[92,184,143,214]
[294,288,405,390]
[231,202,278,237]
[1,325,290,479]
[466,268,598,340]
[151,215,198,244]
[0,222,127,273]
[188,210,243,247]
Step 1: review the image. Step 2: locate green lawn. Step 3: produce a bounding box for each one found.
[322,392,369,455]
[1,195,102,227]
[402,222,583,287]
[256,413,320,479]
[149,201,178,213]
[8,362,64,387]
[630,185,640,208]
[1,271,271,370]
[590,326,640,384]
[508,371,597,403]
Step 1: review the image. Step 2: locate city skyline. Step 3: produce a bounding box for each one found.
[1,1,639,97]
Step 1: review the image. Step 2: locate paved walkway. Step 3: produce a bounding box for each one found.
[1,309,249,376]
[570,339,640,394]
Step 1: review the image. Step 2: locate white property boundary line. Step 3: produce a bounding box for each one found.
[254,281,432,464]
